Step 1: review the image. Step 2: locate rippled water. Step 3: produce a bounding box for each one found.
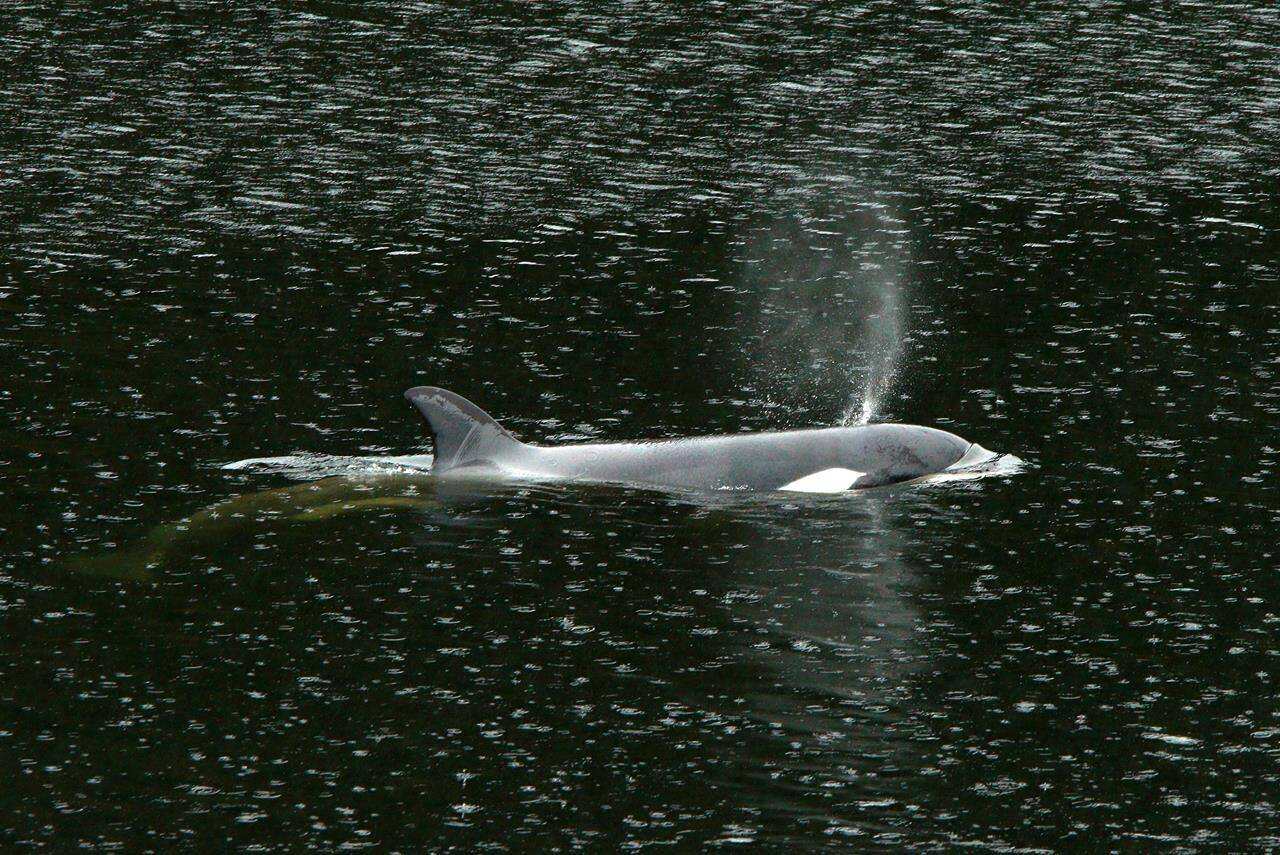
[3,1,1279,849]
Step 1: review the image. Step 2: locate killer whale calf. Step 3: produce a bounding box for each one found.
[402,386,997,494]
[62,388,1004,579]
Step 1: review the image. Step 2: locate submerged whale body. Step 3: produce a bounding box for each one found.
[403,387,993,494]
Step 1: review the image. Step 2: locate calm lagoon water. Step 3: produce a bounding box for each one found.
[3,1,1279,850]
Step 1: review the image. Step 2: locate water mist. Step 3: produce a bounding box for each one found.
[841,274,905,426]
[741,206,910,426]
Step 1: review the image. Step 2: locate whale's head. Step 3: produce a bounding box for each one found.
[850,424,976,487]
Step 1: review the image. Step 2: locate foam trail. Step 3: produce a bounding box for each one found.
[222,452,433,480]
[918,449,1028,485]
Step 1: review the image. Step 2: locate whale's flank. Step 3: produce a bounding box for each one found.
[779,468,867,493]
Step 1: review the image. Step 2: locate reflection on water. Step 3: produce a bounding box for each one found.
[53,459,1014,845]
[706,497,933,843]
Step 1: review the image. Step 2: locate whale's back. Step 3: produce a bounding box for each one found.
[404,387,973,493]
[527,424,971,491]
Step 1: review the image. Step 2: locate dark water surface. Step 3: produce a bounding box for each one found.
[4,1,1280,850]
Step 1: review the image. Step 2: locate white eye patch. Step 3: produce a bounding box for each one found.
[778,468,866,493]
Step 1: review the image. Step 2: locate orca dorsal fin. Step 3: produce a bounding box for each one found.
[404,387,524,472]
